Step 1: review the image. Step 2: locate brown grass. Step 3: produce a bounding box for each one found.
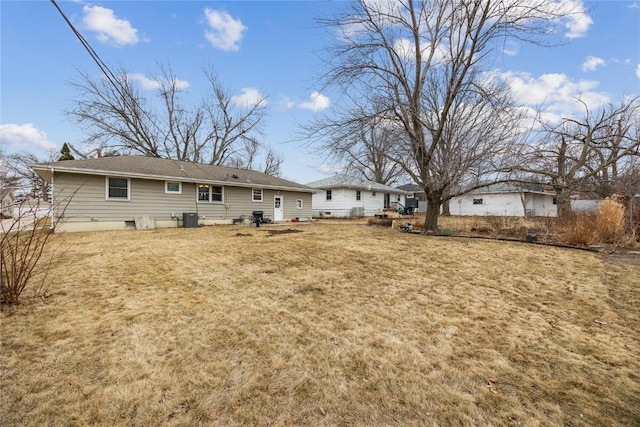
[1,221,639,426]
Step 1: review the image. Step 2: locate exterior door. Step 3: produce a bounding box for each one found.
[384,193,391,209]
[274,195,284,221]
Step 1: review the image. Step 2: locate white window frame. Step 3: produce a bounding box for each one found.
[326,190,332,201]
[296,199,303,209]
[356,190,361,201]
[197,184,224,203]
[105,176,130,201]
[252,188,263,202]
[165,181,182,194]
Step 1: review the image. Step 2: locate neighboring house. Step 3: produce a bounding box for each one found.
[306,175,409,217]
[31,156,314,232]
[12,199,51,219]
[449,183,557,217]
[396,183,426,212]
[571,199,602,212]
[1,189,16,218]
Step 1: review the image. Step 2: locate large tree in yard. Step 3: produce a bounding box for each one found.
[312,0,584,231]
[515,97,640,221]
[68,64,282,174]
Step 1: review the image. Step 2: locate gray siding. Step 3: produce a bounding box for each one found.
[53,172,312,223]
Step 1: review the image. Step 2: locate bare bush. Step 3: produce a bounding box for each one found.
[1,199,65,305]
[367,218,393,227]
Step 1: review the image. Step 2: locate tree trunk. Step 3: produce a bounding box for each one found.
[442,199,451,216]
[423,192,441,232]
[555,188,572,223]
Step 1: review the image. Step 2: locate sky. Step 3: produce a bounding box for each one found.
[1,0,639,185]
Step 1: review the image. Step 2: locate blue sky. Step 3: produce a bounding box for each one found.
[1,0,639,184]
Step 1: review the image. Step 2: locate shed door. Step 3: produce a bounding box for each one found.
[274,196,284,221]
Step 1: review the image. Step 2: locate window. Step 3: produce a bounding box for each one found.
[552,197,557,205]
[326,190,332,201]
[198,184,223,203]
[372,191,376,197]
[252,188,263,202]
[198,184,210,201]
[165,181,181,194]
[211,186,223,202]
[106,177,129,200]
[473,198,483,205]
[296,199,303,209]
[356,190,361,201]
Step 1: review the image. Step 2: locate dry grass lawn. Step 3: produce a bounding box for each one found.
[1,221,639,426]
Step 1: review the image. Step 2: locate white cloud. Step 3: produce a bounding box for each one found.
[203,9,246,51]
[501,40,520,56]
[128,73,189,91]
[82,5,139,47]
[560,0,593,39]
[0,123,56,152]
[279,96,296,109]
[541,0,593,39]
[314,163,346,176]
[496,70,610,122]
[230,88,266,108]
[581,56,605,72]
[636,64,640,79]
[298,92,331,112]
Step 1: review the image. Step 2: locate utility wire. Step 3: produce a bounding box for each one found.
[50,0,128,107]
[49,0,162,156]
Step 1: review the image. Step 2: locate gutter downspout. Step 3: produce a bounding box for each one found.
[49,167,55,230]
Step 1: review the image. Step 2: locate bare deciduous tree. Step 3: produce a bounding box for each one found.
[68,64,272,169]
[0,148,20,198]
[515,97,640,220]
[312,0,573,230]
[4,151,56,201]
[309,104,405,185]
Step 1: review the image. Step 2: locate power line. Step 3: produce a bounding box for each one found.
[50,0,127,106]
[49,0,161,156]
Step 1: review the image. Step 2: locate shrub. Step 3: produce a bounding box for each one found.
[596,199,626,244]
[367,218,393,227]
[1,199,66,305]
[559,212,597,246]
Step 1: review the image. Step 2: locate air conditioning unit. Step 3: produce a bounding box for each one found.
[182,212,198,228]
[351,207,364,217]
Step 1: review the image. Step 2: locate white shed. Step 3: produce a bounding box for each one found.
[449,184,557,217]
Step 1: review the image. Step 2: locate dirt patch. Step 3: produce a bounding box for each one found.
[600,248,640,267]
[265,228,303,236]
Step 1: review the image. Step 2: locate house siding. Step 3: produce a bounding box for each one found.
[52,172,312,230]
[312,188,400,217]
[449,193,557,217]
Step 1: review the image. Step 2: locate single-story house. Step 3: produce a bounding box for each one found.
[31,156,314,232]
[306,175,409,217]
[396,183,426,212]
[1,189,16,218]
[449,183,557,217]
